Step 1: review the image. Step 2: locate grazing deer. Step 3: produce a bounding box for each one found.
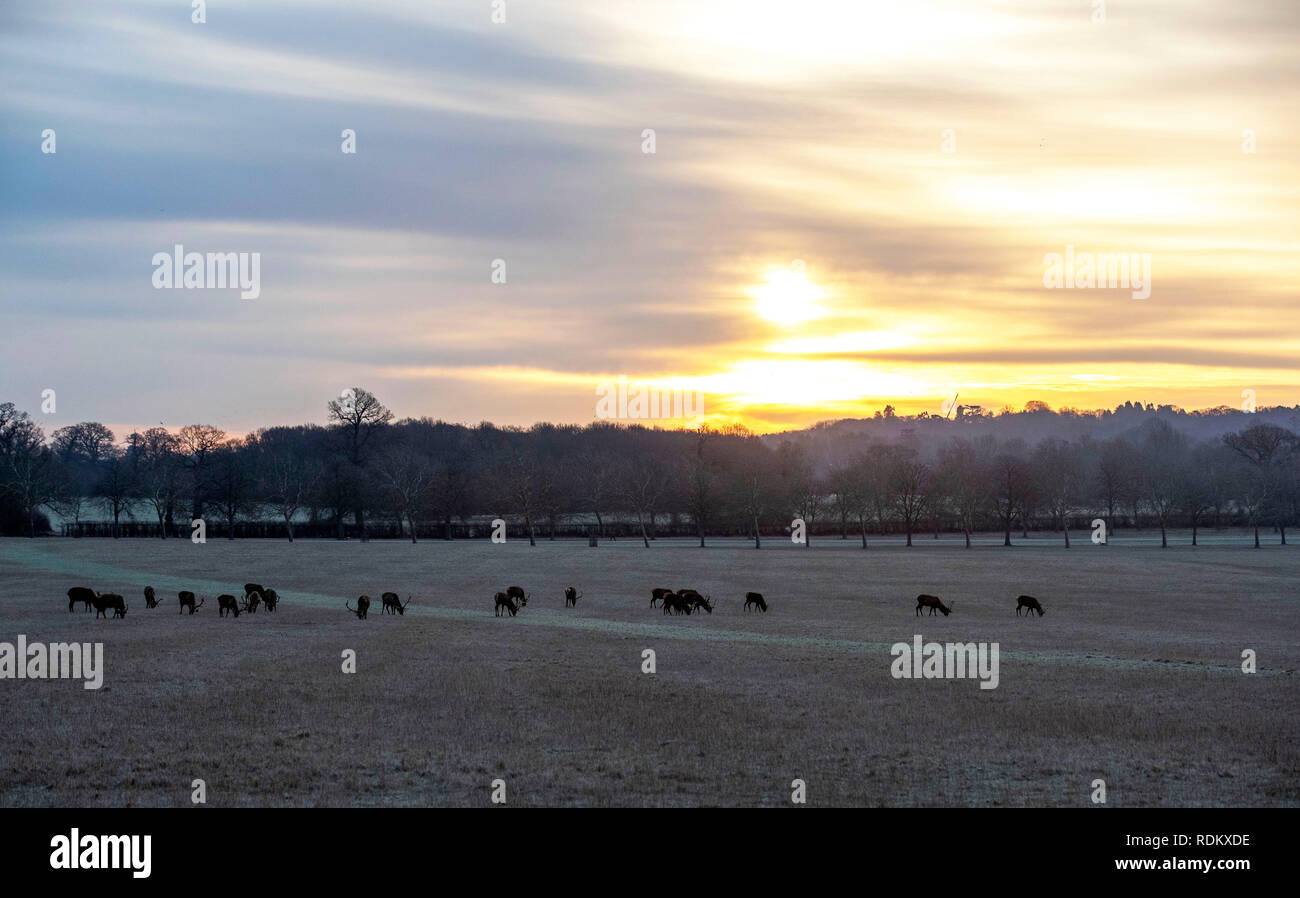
[505,586,529,608]
[915,594,952,616]
[218,594,241,618]
[242,590,261,614]
[244,583,265,601]
[346,596,371,619]
[1016,595,1045,617]
[381,592,411,615]
[262,588,279,612]
[143,586,158,609]
[67,586,95,613]
[178,591,203,614]
[744,592,768,613]
[663,592,693,615]
[684,592,712,614]
[93,593,126,619]
[495,591,519,617]
[564,587,581,607]
[650,588,673,608]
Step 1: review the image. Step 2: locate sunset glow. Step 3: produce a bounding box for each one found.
[2,1,1298,434]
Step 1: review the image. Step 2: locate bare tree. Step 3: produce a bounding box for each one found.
[1033,438,1082,547]
[326,387,393,541]
[177,424,226,521]
[1224,422,1297,547]
[887,446,930,547]
[211,439,253,538]
[376,441,433,543]
[96,446,136,538]
[621,452,669,549]
[681,425,721,548]
[258,433,321,542]
[134,426,181,537]
[939,437,993,548]
[990,442,1031,547]
[1139,421,1188,548]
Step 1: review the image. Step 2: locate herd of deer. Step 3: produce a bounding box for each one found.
[65,583,1045,621]
[66,583,280,619]
[914,593,1045,617]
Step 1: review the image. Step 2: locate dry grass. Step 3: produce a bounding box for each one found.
[0,535,1296,807]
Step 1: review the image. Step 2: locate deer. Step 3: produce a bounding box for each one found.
[505,586,529,608]
[218,594,241,618]
[242,590,261,614]
[381,592,411,615]
[262,588,279,612]
[915,594,952,616]
[650,588,673,608]
[93,593,126,619]
[663,592,693,616]
[67,586,95,613]
[346,596,371,619]
[178,591,203,614]
[143,586,159,609]
[1016,595,1045,617]
[244,583,265,601]
[564,587,581,607]
[688,593,713,614]
[495,591,519,617]
[744,592,768,613]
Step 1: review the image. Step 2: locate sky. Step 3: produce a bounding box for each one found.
[2,0,1298,437]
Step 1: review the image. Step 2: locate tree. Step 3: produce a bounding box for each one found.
[95,446,136,538]
[939,437,993,548]
[211,440,253,538]
[1224,423,1297,547]
[731,435,775,549]
[680,426,721,548]
[178,424,226,521]
[135,426,182,537]
[1138,421,1188,548]
[1094,438,1136,543]
[990,442,1031,547]
[776,441,823,548]
[376,439,433,543]
[500,444,551,547]
[1033,438,1082,547]
[0,405,55,536]
[327,387,393,541]
[256,427,322,542]
[621,447,669,549]
[886,445,930,547]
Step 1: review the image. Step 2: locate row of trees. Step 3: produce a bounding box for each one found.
[3,391,1299,547]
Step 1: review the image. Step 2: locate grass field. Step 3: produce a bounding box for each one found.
[0,534,1296,807]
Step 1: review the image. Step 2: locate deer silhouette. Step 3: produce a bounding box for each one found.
[495,592,519,617]
[915,594,952,616]
[1016,595,1045,617]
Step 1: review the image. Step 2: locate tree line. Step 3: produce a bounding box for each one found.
[2,391,1299,547]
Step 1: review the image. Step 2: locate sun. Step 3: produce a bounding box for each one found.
[751,268,826,325]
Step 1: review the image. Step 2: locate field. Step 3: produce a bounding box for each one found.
[0,534,1297,807]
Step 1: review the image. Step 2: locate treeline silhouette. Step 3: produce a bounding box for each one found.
[3,392,1299,546]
